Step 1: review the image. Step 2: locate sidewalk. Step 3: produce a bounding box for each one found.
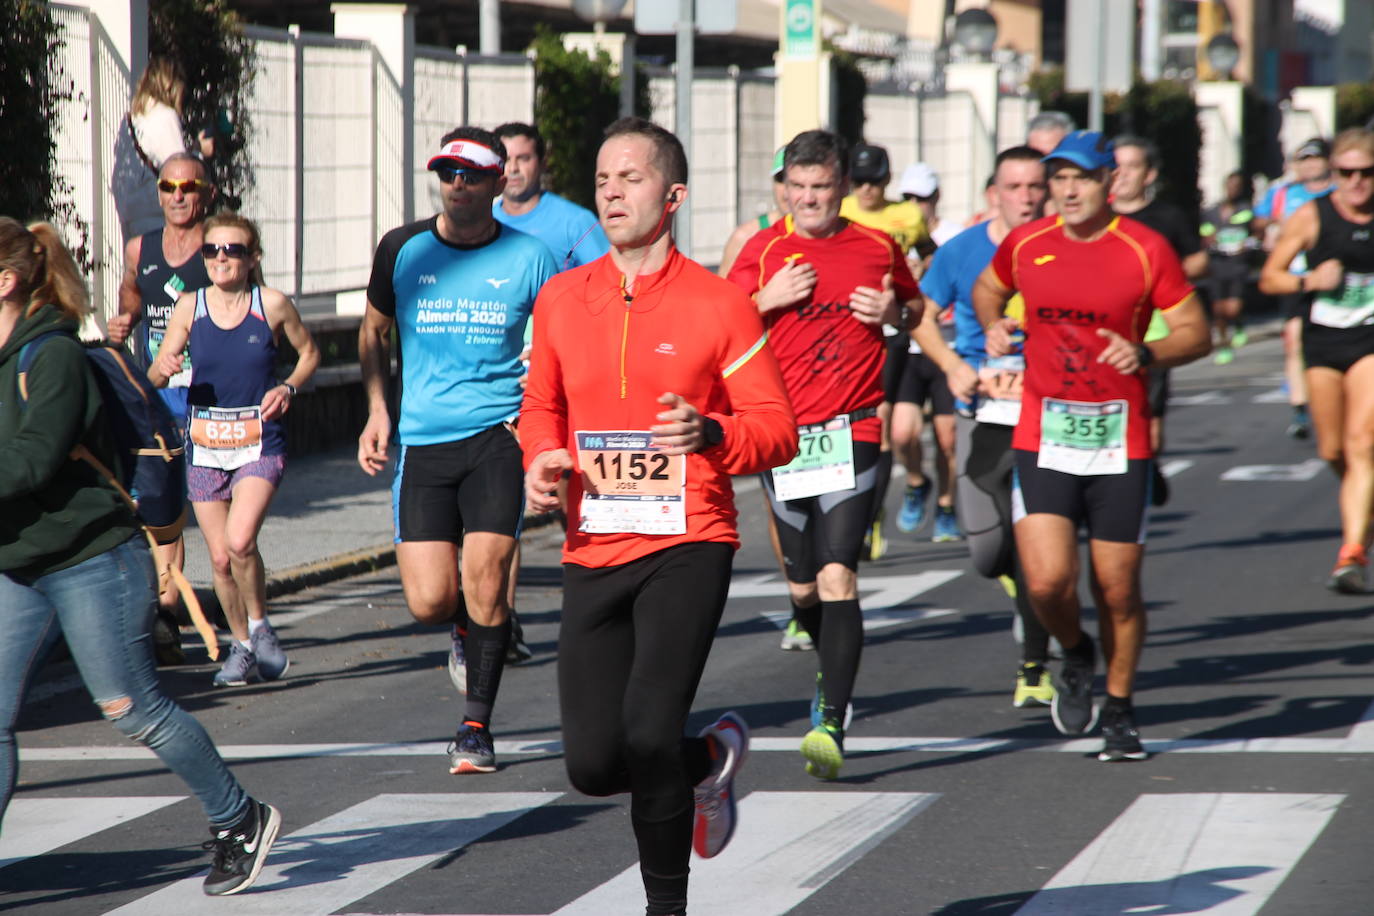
[178,313,1287,603]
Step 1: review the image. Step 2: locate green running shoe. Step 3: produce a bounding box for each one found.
[800,721,845,780]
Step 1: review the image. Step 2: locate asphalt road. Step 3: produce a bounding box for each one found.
[7,331,1374,915]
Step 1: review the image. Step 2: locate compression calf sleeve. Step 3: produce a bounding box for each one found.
[463,618,510,727]
[818,598,863,725]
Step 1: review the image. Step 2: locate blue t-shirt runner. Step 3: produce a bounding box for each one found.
[921,220,1000,365]
[367,217,556,446]
[492,191,609,272]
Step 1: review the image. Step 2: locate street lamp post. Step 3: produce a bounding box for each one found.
[570,0,635,120]
[1204,33,1241,82]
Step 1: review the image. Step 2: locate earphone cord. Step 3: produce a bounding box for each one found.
[621,194,677,305]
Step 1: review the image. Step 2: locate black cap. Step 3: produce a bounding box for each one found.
[850,143,891,183]
[1295,137,1330,160]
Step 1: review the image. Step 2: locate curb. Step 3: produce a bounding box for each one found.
[259,509,564,600]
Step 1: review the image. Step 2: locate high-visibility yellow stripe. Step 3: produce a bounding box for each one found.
[723,332,769,379]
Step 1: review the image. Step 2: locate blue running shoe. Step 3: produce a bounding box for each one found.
[810,672,854,730]
[932,506,962,542]
[896,482,930,533]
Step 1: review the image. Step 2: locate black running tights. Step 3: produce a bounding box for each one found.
[559,542,733,916]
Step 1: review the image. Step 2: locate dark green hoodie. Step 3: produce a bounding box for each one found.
[0,304,139,579]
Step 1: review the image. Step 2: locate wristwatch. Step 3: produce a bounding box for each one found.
[701,416,724,451]
[281,381,298,397]
[1135,344,1155,368]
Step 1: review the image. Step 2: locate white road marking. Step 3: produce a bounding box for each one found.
[551,791,935,915]
[101,793,559,915]
[1159,458,1194,478]
[1016,793,1343,915]
[1221,458,1326,482]
[1170,391,1234,406]
[0,796,185,868]
[1251,387,1291,404]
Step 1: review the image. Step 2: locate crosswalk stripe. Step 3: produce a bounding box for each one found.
[0,796,185,869]
[1017,793,1343,915]
[551,791,935,915]
[100,792,559,915]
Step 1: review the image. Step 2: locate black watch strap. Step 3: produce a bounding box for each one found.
[1136,344,1155,368]
[701,416,724,451]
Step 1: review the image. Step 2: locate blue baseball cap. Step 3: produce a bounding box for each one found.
[1042,130,1116,171]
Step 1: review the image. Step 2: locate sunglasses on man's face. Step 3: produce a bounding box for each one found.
[158,178,208,195]
[1335,165,1374,181]
[435,167,496,187]
[200,243,250,259]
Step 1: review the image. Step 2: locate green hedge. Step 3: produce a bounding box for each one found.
[150,0,255,211]
[1028,68,1201,217]
[531,27,648,212]
[0,1,89,263]
[1337,82,1374,131]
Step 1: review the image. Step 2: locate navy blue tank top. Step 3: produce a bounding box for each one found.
[188,286,285,456]
[134,228,210,385]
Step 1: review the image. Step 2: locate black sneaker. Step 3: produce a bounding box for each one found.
[1051,648,1099,736]
[448,722,497,774]
[152,610,186,666]
[202,799,282,896]
[1098,704,1148,762]
[506,610,533,664]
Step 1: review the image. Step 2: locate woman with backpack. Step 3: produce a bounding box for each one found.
[149,212,318,688]
[0,217,281,895]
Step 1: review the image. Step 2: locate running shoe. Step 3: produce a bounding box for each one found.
[1328,543,1367,594]
[998,574,1018,599]
[202,798,282,896]
[1230,328,1249,348]
[1287,405,1310,440]
[809,672,854,730]
[1050,647,1099,736]
[1097,704,1149,762]
[448,721,497,774]
[152,610,186,667]
[506,610,533,664]
[896,481,930,533]
[800,721,845,781]
[1013,662,1055,708]
[211,642,259,688]
[692,711,750,858]
[1213,346,1234,366]
[250,622,289,681]
[863,508,888,561]
[932,506,962,542]
[448,624,467,695]
[780,617,815,651]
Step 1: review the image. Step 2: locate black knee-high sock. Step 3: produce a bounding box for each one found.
[793,598,822,650]
[1013,558,1050,665]
[818,598,863,726]
[463,618,510,727]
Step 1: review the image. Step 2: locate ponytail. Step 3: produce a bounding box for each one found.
[0,217,90,322]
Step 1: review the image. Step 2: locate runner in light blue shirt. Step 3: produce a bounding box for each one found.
[493,122,609,271]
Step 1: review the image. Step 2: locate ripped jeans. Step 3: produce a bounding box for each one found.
[0,535,248,829]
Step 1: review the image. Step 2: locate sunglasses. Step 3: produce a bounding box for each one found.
[158,178,209,194]
[200,242,251,259]
[1335,165,1374,180]
[435,167,496,187]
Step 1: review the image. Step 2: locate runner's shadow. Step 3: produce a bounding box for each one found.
[0,847,204,911]
[1148,527,1341,556]
[931,865,1269,915]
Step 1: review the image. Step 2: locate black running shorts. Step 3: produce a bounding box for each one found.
[760,439,883,582]
[1302,322,1374,374]
[392,423,525,543]
[1011,449,1151,544]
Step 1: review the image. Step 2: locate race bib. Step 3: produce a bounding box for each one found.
[575,430,686,535]
[189,406,263,470]
[1038,398,1128,476]
[975,356,1024,427]
[1310,272,1374,329]
[770,415,855,501]
[1214,225,1250,257]
[148,327,191,388]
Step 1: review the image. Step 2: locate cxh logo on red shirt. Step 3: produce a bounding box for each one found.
[1037,307,1106,325]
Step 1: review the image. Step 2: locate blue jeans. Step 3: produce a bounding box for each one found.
[0,536,249,828]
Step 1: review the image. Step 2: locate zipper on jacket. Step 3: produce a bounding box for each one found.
[619,275,631,399]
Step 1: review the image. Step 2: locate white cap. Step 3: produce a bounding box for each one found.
[899,162,938,197]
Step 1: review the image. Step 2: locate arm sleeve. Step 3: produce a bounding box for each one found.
[887,238,920,302]
[1149,239,1195,312]
[0,339,91,501]
[707,290,798,474]
[518,285,568,467]
[919,244,957,305]
[366,231,401,317]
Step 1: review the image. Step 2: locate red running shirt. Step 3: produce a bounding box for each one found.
[990,215,1194,459]
[727,215,920,443]
[520,246,797,569]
